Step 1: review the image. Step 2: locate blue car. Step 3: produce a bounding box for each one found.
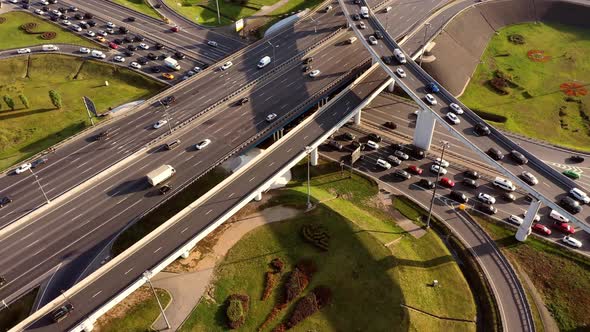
[427,82,440,93]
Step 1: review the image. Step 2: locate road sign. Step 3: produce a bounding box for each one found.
[350,146,361,165]
[235,18,244,32]
[83,96,97,116]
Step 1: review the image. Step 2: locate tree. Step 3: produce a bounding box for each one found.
[49,90,62,109]
[19,94,30,109]
[3,95,15,111]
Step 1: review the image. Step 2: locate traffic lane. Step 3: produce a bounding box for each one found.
[372,0,447,39]
[0,44,371,299]
[23,64,387,332]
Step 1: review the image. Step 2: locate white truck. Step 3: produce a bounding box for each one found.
[360,6,369,18]
[393,48,407,63]
[164,57,181,71]
[146,165,176,186]
[42,44,59,52]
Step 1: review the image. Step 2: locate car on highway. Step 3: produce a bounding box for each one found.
[510,150,528,165]
[508,215,524,226]
[424,94,437,105]
[450,190,468,203]
[165,139,181,150]
[366,140,379,150]
[480,204,497,215]
[563,236,582,248]
[549,209,569,223]
[78,47,90,54]
[394,169,411,180]
[16,48,31,54]
[385,155,401,166]
[532,223,551,236]
[407,165,422,175]
[502,192,516,202]
[221,61,233,70]
[195,139,211,150]
[86,30,96,37]
[207,40,218,47]
[31,157,48,169]
[368,36,378,45]
[418,179,436,189]
[463,178,478,188]
[396,68,406,78]
[374,30,384,39]
[352,13,360,21]
[265,113,277,122]
[96,36,106,43]
[106,21,116,28]
[51,303,74,323]
[376,158,391,170]
[367,133,381,143]
[153,120,168,129]
[97,30,107,37]
[382,55,393,65]
[34,9,45,15]
[113,55,125,62]
[159,184,172,195]
[563,170,580,180]
[171,26,180,32]
[161,95,176,106]
[446,112,460,125]
[127,16,136,22]
[147,52,158,60]
[0,196,13,208]
[138,43,149,50]
[359,22,366,29]
[477,192,496,205]
[130,62,141,69]
[108,42,118,49]
[449,103,464,114]
[474,122,491,136]
[440,177,455,188]
[522,212,542,223]
[521,171,538,185]
[309,70,321,78]
[61,19,71,26]
[343,132,356,141]
[430,164,447,175]
[151,66,162,73]
[552,221,575,234]
[119,27,129,34]
[570,155,585,163]
[14,163,32,174]
[559,197,582,214]
[95,130,110,141]
[569,188,590,204]
[71,25,82,32]
[393,150,409,160]
[487,147,504,160]
[434,158,449,168]
[127,44,137,51]
[464,169,480,179]
[162,73,174,80]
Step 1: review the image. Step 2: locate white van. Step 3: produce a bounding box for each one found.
[492,177,516,191]
[42,44,59,51]
[549,209,569,223]
[257,55,271,69]
[376,158,391,170]
[360,6,369,18]
[348,36,357,44]
[384,6,392,12]
[91,50,106,59]
[393,48,406,64]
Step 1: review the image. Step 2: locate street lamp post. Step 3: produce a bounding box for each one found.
[144,271,170,330]
[159,99,173,135]
[305,146,313,209]
[425,141,449,229]
[267,41,278,67]
[419,22,431,67]
[30,169,50,204]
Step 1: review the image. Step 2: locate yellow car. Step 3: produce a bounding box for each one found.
[96,36,106,43]
[162,73,174,80]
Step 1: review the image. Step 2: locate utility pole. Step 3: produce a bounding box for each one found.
[143,271,170,330]
[30,169,50,204]
[305,146,313,209]
[267,41,278,67]
[159,99,173,135]
[426,141,449,229]
[215,0,221,24]
[419,22,431,67]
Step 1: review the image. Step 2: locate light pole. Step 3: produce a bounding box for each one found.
[419,22,431,67]
[144,271,170,330]
[267,41,278,67]
[215,0,221,24]
[425,141,449,229]
[30,169,50,204]
[305,146,313,209]
[309,15,319,33]
[159,99,173,135]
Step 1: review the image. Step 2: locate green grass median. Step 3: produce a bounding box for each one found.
[110,0,162,19]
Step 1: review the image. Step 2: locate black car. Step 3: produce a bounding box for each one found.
[480,204,497,215]
[382,55,393,65]
[394,169,411,180]
[303,65,312,72]
[409,146,425,159]
[462,178,478,188]
[83,13,93,19]
[52,303,74,322]
[42,5,49,11]
[68,6,78,12]
[124,36,134,43]
[510,150,528,165]
[418,179,436,189]
[137,57,148,65]
[367,133,381,143]
[151,66,162,73]
[133,35,145,42]
[161,95,176,106]
[239,97,249,105]
[119,26,129,34]
[23,4,30,9]
[374,30,384,39]
[354,0,361,3]
[31,157,48,168]
[450,190,468,203]
[464,169,480,179]
[344,132,356,141]
[474,122,491,136]
[50,16,59,22]
[74,13,84,20]
[127,16,136,22]
[95,130,110,141]
[0,196,13,208]
[570,155,585,163]
[154,42,164,50]
[127,44,137,51]
[174,52,185,59]
[303,57,313,64]
[159,184,172,194]
[384,121,397,130]
[390,143,403,151]
[487,147,504,161]
[502,192,516,202]
[48,0,57,3]
[352,13,360,21]
[158,54,168,60]
[0,275,6,286]
[560,197,582,214]
[79,23,89,29]
[147,52,158,60]
[124,50,135,57]
[87,20,96,27]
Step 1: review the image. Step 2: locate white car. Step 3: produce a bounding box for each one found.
[113,56,125,62]
[51,9,61,16]
[430,164,447,175]
[521,171,538,185]
[376,158,391,170]
[86,31,96,37]
[508,215,524,226]
[40,0,49,4]
[359,22,366,29]
[368,36,378,45]
[17,48,31,54]
[106,27,115,34]
[477,192,496,205]
[195,139,211,150]
[396,68,406,78]
[266,113,277,122]
[309,70,321,78]
[79,47,90,54]
[570,188,590,204]
[449,103,464,114]
[221,61,233,70]
[393,150,409,160]
[97,30,108,37]
[61,20,71,26]
[434,158,449,168]
[193,66,202,73]
[106,21,116,28]
[563,235,582,248]
[8,0,18,3]
[446,112,460,125]
[207,40,218,47]
[70,25,82,32]
[34,9,44,15]
[521,212,541,222]
[15,163,32,175]
[425,94,437,105]
[153,120,168,129]
[130,62,141,69]
[138,43,149,50]
[366,140,379,150]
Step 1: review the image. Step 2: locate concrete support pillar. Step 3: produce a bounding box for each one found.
[516,200,542,241]
[354,109,361,125]
[310,147,319,166]
[387,80,395,92]
[254,192,263,201]
[413,109,436,151]
[181,250,190,259]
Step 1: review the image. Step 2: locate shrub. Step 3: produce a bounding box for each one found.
[226,294,249,329]
[489,77,509,95]
[285,268,310,303]
[49,90,62,109]
[41,31,57,40]
[3,95,15,111]
[508,34,525,44]
[19,95,29,109]
[258,304,287,331]
[270,258,285,273]
[301,224,330,251]
[295,259,317,277]
[262,271,276,301]
[285,286,332,329]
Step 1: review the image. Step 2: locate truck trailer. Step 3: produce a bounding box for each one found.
[164,57,181,70]
[146,165,176,186]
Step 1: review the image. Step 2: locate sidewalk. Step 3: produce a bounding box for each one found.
[378,186,427,239]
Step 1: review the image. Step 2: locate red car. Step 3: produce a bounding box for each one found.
[532,223,551,236]
[407,165,423,175]
[552,221,575,234]
[108,42,118,49]
[440,177,455,188]
[171,26,180,32]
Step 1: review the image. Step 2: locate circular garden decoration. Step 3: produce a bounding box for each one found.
[21,22,39,33]
[41,31,57,40]
[508,34,525,44]
[527,49,551,62]
[560,82,588,97]
[0,17,7,24]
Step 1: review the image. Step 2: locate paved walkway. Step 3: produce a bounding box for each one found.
[378,186,427,239]
[151,205,301,331]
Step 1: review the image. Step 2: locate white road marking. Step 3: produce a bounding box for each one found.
[124,268,134,275]
[228,192,235,198]
[181,227,189,234]
[206,209,213,215]
[92,290,102,298]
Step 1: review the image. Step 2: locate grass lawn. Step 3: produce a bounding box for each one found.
[179,161,476,331]
[460,22,590,151]
[163,0,263,26]
[475,216,590,331]
[0,54,164,170]
[110,0,162,19]
[0,11,100,50]
[0,288,37,332]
